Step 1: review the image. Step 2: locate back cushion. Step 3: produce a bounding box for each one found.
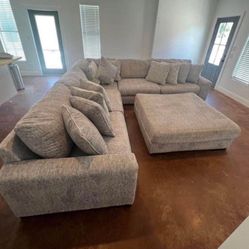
[120,59,150,78]
[14,84,73,158]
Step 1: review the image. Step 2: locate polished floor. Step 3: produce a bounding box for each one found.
[0,76,249,249]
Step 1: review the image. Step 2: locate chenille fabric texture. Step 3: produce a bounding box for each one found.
[97,57,118,84]
[70,96,115,137]
[62,105,108,155]
[70,86,109,114]
[146,61,170,85]
[166,63,180,84]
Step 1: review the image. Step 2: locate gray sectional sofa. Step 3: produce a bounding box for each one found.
[0,58,212,217]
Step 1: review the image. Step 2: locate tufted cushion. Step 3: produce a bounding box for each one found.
[146,61,170,85]
[118,78,161,96]
[120,59,150,78]
[70,96,114,137]
[62,105,108,155]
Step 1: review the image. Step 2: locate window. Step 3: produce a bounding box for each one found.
[208,22,234,66]
[80,4,101,59]
[0,0,26,60]
[232,35,249,84]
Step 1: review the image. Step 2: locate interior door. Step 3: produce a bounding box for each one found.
[28,10,66,74]
[202,16,240,85]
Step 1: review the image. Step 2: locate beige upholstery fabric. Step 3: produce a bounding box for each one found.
[178,63,191,83]
[0,153,138,217]
[98,57,118,84]
[118,79,161,96]
[198,76,212,99]
[0,131,39,163]
[160,83,200,94]
[70,96,114,137]
[62,105,108,155]
[14,84,73,158]
[70,59,89,73]
[187,64,203,83]
[71,86,109,114]
[109,59,121,81]
[104,112,131,154]
[58,71,88,87]
[85,60,99,83]
[120,59,150,78]
[104,87,124,113]
[70,112,131,156]
[146,61,170,85]
[79,80,112,111]
[166,63,180,84]
[134,93,241,153]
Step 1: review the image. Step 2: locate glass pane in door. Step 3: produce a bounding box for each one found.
[34,15,63,69]
[208,22,234,66]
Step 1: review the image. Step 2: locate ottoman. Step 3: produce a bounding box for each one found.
[134,93,241,154]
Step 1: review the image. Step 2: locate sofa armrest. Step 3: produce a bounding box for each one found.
[0,153,138,217]
[197,76,212,100]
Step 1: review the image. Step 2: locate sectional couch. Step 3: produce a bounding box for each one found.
[0,58,211,217]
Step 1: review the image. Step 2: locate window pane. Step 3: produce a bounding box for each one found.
[0,0,26,60]
[214,45,225,66]
[35,15,63,69]
[80,5,101,59]
[221,22,233,45]
[214,23,225,45]
[208,44,219,64]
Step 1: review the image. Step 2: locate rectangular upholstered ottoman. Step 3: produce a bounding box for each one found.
[134,93,241,154]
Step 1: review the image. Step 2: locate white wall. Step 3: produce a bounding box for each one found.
[213,0,249,107]
[152,0,218,63]
[9,0,158,75]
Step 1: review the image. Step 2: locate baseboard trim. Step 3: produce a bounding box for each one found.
[21,71,42,76]
[215,86,249,108]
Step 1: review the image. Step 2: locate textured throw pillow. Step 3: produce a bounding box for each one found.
[14,102,73,158]
[62,105,108,155]
[109,59,121,81]
[146,61,170,85]
[178,63,191,83]
[79,79,112,111]
[84,60,99,83]
[70,96,115,137]
[71,59,89,73]
[166,63,180,84]
[97,57,118,84]
[187,64,204,83]
[71,87,109,114]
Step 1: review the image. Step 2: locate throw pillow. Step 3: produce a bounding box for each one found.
[97,57,118,84]
[71,86,109,114]
[70,59,89,73]
[70,96,115,137]
[14,101,73,159]
[187,64,204,83]
[84,60,99,83]
[146,61,170,85]
[79,79,112,111]
[109,59,121,81]
[62,105,108,155]
[166,63,180,84]
[178,63,191,83]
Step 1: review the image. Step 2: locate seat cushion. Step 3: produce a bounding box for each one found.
[70,112,131,156]
[104,87,124,112]
[118,79,161,96]
[160,83,200,94]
